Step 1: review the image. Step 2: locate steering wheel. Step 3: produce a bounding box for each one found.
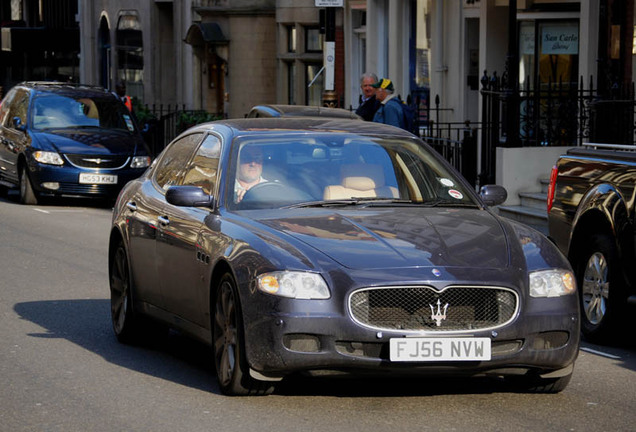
[240,182,312,209]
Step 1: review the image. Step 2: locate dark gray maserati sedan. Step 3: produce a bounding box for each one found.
[108,117,580,396]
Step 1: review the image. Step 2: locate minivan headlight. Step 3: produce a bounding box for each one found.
[257,271,330,299]
[33,151,64,166]
[529,269,576,298]
[131,156,151,168]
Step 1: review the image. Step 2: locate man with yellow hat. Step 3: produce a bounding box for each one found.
[371,78,405,129]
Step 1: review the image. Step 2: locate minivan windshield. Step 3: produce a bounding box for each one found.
[31,94,136,132]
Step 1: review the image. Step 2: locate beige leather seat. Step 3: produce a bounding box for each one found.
[323,164,399,200]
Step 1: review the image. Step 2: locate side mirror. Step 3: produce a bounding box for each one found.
[12,116,26,131]
[166,185,214,208]
[479,184,507,207]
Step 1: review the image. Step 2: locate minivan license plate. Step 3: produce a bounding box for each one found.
[79,173,117,184]
[390,337,491,361]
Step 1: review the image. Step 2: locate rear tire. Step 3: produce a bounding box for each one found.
[576,234,627,343]
[212,273,274,396]
[19,165,38,205]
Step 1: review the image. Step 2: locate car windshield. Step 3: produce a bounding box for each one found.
[31,94,136,132]
[227,133,478,210]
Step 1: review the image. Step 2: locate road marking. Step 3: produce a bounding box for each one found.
[32,208,50,214]
[580,347,621,359]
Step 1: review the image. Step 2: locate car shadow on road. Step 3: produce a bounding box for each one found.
[17,299,631,397]
[13,299,219,394]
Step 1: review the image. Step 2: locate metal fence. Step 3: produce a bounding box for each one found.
[136,104,222,156]
[419,74,636,186]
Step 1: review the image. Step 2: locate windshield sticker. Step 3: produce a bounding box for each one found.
[448,189,463,200]
[439,178,454,187]
[124,115,134,131]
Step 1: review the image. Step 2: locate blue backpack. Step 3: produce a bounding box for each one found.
[400,102,418,136]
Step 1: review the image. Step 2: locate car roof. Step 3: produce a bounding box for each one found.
[17,81,114,99]
[249,104,362,120]
[196,117,416,138]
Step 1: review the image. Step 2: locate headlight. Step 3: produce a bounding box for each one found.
[33,151,64,165]
[529,269,576,298]
[257,271,330,299]
[131,156,151,168]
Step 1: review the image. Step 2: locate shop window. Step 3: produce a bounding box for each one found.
[288,62,296,105]
[306,63,323,106]
[306,27,322,53]
[287,25,296,53]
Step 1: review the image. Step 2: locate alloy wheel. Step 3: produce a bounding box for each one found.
[581,251,609,325]
[214,280,238,388]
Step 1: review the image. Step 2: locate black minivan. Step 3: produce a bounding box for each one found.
[0,82,151,204]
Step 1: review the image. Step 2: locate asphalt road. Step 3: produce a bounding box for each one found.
[0,194,634,432]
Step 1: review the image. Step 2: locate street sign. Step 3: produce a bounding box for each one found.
[315,0,343,6]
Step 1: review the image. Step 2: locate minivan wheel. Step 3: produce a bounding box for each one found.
[19,165,38,205]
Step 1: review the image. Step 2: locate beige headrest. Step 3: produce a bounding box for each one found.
[340,164,385,189]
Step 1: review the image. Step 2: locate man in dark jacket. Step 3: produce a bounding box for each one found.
[372,78,405,129]
[355,73,381,121]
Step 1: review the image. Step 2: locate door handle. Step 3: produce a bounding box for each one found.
[158,216,170,226]
[126,201,137,211]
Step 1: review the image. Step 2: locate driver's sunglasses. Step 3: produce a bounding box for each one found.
[241,153,263,164]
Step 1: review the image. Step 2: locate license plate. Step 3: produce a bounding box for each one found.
[390,337,491,362]
[79,173,117,184]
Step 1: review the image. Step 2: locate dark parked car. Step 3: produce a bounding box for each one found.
[548,143,636,342]
[109,117,579,396]
[0,81,151,204]
[247,104,362,120]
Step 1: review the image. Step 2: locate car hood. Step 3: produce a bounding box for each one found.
[256,207,510,270]
[32,129,143,155]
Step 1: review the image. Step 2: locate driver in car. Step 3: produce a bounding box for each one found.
[235,146,267,203]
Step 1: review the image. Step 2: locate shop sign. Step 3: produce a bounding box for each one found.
[541,24,579,55]
[520,25,535,55]
[315,0,343,6]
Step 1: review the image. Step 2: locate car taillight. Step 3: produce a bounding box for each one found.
[547,165,558,213]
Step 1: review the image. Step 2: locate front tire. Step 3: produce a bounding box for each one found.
[109,241,141,343]
[19,165,38,205]
[212,273,274,396]
[576,234,627,343]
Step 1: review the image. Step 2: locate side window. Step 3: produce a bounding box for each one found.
[0,89,17,127]
[7,89,29,129]
[181,134,222,195]
[154,133,204,191]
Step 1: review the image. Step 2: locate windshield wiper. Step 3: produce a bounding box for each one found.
[284,198,420,209]
[284,197,480,209]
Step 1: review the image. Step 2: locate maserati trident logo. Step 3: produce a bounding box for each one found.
[430,299,449,327]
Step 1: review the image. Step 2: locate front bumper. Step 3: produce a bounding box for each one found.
[242,295,580,379]
[27,161,147,198]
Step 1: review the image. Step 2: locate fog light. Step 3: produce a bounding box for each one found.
[532,331,569,350]
[283,334,320,353]
[42,182,60,190]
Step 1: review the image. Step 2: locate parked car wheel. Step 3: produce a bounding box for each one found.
[577,234,626,342]
[19,165,38,205]
[505,370,573,394]
[213,273,274,396]
[110,241,141,343]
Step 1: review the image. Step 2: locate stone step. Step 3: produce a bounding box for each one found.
[519,191,548,211]
[497,204,548,236]
[540,178,550,194]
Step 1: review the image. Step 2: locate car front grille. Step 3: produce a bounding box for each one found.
[64,154,130,169]
[349,286,518,332]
